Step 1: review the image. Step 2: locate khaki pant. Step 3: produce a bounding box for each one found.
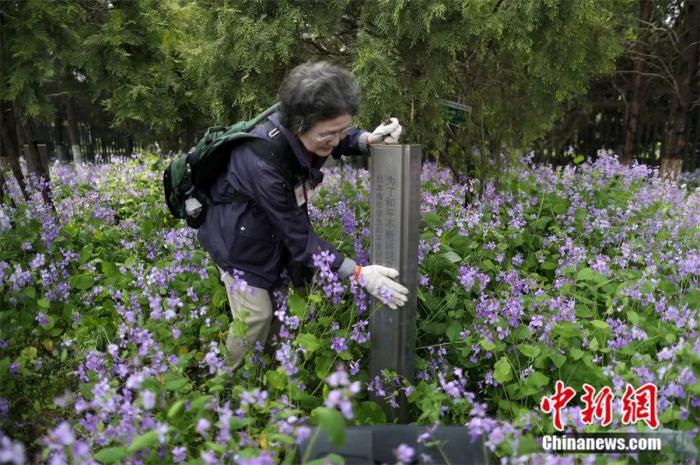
[218,266,273,369]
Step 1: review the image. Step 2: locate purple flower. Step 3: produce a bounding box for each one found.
[141,390,155,410]
[201,450,218,465]
[217,402,233,443]
[48,422,75,446]
[312,250,346,305]
[235,452,274,465]
[417,422,438,444]
[172,446,187,463]
[0,433,25,465]
[0,398,8,421]
[30,254,45,270]
[240,388,268,409]
[295,425,311,444]
[349,360,360,376]
[35,312,49,327]
[202,342,224,374]
[485,426,506,451]
[331,337,348,353]
[393,444,415,464]
[350,320,369,344]
[324,389,354,419]
[196,418,211,437]
[275,343,299,376]
[323,366,360,419]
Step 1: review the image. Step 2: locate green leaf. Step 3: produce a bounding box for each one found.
[552,321,580,338]
[510,326,531,341]
[441,250,461,263]
[266,433,296,445]
[79,244,94,264]
[312,407,345,448]
[479,338,497,351]
[517,435,539,454]
[0,358,9,381]
[38,297,50,309]
[94,447,127,464]
[69,273,94,290]
[517,344,541,358]
[423,212,444,228]
[190,395,211,411]
[167,399,186,420]
[590,320,609,330]
[574,304,594,318]
[288,294,307,318]
[688,382,700,396]
[626,310,640,325]
[446,321,462,342]
[660,407,680,423]
[576,267,595,282]
[165,377,188,391]
[314,354,334,380]
[525,371,549,388]
[549,350,567,368]
[296,333,320,354]
[355,401,387,425]
[127,430,159,453]
[589,337,599,351]
[100,260,117,277]
[265,367,287,390]
[493,356,512,384]
[305,453,345,465]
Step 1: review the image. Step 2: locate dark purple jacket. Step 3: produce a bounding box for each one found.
[197,111,370,290]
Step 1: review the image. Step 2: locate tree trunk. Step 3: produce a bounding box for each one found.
[53,110,69,163]
[0,106,28,201]
[661,0,697,178]
[622,0,652,164]
[126,134,134,156]
[0,166,17,211]
[18,119,41,175]
[12,104,55,211]
[87,123,97,162]
[63,95,83,163]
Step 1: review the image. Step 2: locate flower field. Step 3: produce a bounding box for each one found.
[0,153,698,465]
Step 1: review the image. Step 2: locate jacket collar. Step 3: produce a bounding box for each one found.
[268,111,311,170]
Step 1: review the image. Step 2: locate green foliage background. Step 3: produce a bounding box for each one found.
[1,0,630,175]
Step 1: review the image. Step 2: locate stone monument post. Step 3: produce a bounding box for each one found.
[368,144,421,422]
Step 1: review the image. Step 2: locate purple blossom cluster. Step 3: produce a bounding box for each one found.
[324,365,361,420]
[0,151,698,465]
[311,250,346,305]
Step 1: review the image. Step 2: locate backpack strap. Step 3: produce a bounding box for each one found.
[212,122,302,205]
[248,123,302,188]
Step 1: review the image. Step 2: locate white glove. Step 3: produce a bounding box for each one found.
[370,118,403,145]
[357,265,409,309]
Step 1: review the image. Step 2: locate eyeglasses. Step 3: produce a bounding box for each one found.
[311,125,353,143]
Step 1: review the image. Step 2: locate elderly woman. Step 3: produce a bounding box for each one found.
[198,61,408,368]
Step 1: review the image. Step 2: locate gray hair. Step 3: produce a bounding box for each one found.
[277,61,360,134]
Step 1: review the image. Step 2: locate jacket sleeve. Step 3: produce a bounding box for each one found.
[247,154,348,272]
[331,128,371,159]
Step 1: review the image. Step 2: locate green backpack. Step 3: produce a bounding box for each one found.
[163,103,280,228]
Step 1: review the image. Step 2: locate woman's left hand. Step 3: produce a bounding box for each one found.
[369,117,403,144]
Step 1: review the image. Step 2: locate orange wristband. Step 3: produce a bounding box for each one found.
[354,265,362,281]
